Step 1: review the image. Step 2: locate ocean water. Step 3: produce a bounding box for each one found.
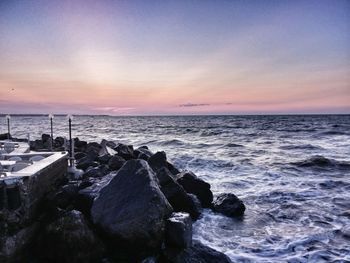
[2,115,350,262]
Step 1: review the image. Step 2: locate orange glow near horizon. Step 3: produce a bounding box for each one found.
[0,1,349,115]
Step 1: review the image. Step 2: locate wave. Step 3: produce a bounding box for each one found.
[159,139,186,146]
[319,130,349,136]
[224,143,244,148]
[292,155,350,169]
[279,144,321,151]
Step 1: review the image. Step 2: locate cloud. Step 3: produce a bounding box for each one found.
[179,103,211,107]
[93,106,136,113]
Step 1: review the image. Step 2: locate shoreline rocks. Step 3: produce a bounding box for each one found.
[3,134,244,262]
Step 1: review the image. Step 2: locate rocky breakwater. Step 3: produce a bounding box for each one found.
[6,135,246,262]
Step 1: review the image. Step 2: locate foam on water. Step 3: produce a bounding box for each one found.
[2,114,350,262]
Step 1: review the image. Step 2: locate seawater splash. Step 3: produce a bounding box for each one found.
[2,114,350,262]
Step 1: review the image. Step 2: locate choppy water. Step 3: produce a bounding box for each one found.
[2,115,350,262]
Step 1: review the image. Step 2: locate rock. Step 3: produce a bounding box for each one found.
[167,161,180,176]
[41,133,51,143]
[213,193,245,218]
[108,155,126,171]
[148,151,180,176]
[52,183,79,209]
[39,210,104,263]
[175,171,213,208]
[148,151,167,171]
[83,166,108,179]
[76,156,97,170]
[75,152,87,160]
[0,133,11,140]
[157,168,201,220]
[85,142,102,160]
[76,173,116,215]
[136,147,154,160]
[165,213,192,248]
[91,160,173,255]
[54,136,65,148]
[162,241,232,263]
[98,154,112,164]
[100,139,117,156]
[30,139,44,151]
[115,144,134,160]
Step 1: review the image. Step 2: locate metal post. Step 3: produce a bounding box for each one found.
[68,115,73,167]
[49,114,54,151]
[6,115,11,140]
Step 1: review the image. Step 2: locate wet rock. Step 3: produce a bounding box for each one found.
[91,160,172,254]
[148,151,167,171]
[175,171,213,208]
[135,147,154,160]
[52,183,79,209]
[74,140,87,153]
[41,133,51,143]
[115,144,134,160]
[75,152,87,160]
[165,212,192,248]
[0,133,11,140]
[213,193,245,218]
[76,173,116,215]
[148,151,180,176]
[76,156,98,170]
[98,154,112,164]
[30,139,44,151]
[54,136,65,147]
[83,166,108,179]
[157,168,201,220]
[108,155,126,171]
[100,139,117,156]
[85,142,101,160]
[162,241,232,263]
[39,210,104,263]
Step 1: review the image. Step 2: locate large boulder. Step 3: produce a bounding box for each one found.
[165,213,192,249]
[157,168,201,220]
[162,241,232,263]
[39,210,104,263]
[91,160,173,254]
[213,193,245,218]
[175,171,213,208]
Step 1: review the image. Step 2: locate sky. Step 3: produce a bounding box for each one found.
[0,0,349,115]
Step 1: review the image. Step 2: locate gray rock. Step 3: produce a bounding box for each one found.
[40,210,104,263]
[76,173,116,215]
[157,168,201,220]
[148,151,180,176]
[75,152,87,160]
[175,171,213,208]
[213,193,245,218]
[108,155,126,171]
[148,151,167,171]
[115,144,134,160]
[165,212,192,248]
[163,241,232,263]
[91,160,173,252]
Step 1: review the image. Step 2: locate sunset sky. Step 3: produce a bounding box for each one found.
[0,0,349,115]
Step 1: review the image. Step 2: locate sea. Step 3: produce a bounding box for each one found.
[2,114,350,262]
